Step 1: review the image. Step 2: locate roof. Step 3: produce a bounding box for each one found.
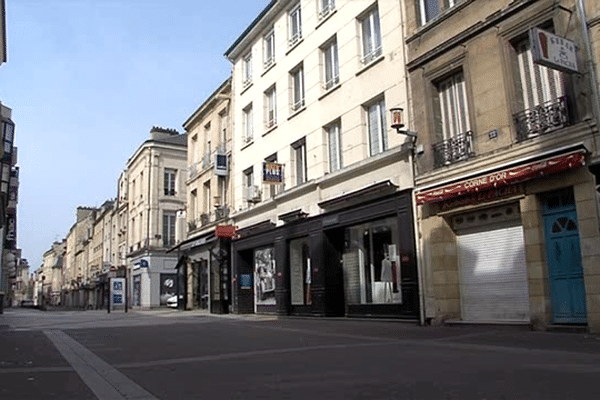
[150,132,188,146]
[182,77,231,130]
[224,0,278,60]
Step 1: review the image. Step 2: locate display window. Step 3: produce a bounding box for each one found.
[254,247,276,306]
[290,237,311,305]
[342,217,402,304]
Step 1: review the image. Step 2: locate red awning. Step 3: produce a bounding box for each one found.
[415,151,585,205]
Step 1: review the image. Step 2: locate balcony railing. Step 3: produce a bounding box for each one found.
[432,130,474,168]
[513,96,569,142]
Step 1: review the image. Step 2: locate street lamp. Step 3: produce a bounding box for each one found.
[390,107,417,139]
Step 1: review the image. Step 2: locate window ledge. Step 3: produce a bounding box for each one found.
[316,8,337,30]
[262,124,278,136]
[287,105,306,120]
[286,37,304,55]
[241,140,254,151]
[240,81,253,95]
[356,55,385,77]
[262,62,276,77]
[318,83,342,101]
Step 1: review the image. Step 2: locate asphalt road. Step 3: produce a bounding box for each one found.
[1,308,600,399]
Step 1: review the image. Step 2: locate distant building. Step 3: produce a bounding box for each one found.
[176,77,233,313]
[124,127,187,308]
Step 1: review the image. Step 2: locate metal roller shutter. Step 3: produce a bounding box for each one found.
[458,225,530,322]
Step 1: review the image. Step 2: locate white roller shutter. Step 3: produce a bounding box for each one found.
[458,225,530,322]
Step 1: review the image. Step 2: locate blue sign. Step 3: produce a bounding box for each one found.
[113,294,123,304]
[239,274,252,289]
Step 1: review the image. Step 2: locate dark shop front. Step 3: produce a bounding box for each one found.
[231,188,419,319]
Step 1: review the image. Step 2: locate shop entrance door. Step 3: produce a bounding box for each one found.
[543,190,587,324]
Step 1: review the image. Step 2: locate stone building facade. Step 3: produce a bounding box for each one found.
[405,0,600,332]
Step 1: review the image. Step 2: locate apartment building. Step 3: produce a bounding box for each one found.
[88,200,115,309]
[405,0,600,332]
[40,241,65,306]
[224,0,417,317]
[124,127,187,308]
[176,78,233,313]
[62,207,97,307]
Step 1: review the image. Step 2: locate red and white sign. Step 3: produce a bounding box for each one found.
[416,152,585,205]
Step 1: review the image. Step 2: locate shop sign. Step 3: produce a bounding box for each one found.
[215,225,236,238]
[239,274,252,289]
[530,28,578,74]
[436,184,524,211]
[263,162,283,184]
[416,151,585,205]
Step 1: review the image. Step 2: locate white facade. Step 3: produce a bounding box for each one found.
[226,0,413,231]
[124,127,187,308]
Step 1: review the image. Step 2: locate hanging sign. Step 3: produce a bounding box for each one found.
[263,162,283,184]
[530,27,578,73]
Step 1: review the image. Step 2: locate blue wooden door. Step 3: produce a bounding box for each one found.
[543,206,587,324]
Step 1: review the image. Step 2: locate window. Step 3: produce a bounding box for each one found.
[437,72,470,140]
[243,104,253,143]
[360,7,382,65]
[265,86,277,129]
[418,0,459,26]
[292,137,307,185]
[288,4,302,46]
[164,168,176,196]
[203,180,211,215]
[512,35,568,140]
[326,121,342,172]
[290,65,305,112]
[219,110,228,152]
[432,71,473,167]
[366,98,388,156]
[264,29,275,69]
[163,212,176,248]
[322,38,339,90]
[318,0,336,20]
[244,167,258,203]
[190,189,197,222]
[243,53,252,88]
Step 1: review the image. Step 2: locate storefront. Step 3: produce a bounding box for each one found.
[416,147,599,329]
[231,188,419,319]
[174,229,232,313]
[129,255,179,308]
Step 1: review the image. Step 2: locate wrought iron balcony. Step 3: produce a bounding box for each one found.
[513,96,569,141]
[432,130,474,168]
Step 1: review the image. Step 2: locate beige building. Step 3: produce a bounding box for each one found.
[405,0,600,332]
[124,127,187,308]
[40,241,65,305]
[224,0,417,317]
[177,78,233,313]
[62,207,97,308]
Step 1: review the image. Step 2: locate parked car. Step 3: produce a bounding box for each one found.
[166,295,178,308]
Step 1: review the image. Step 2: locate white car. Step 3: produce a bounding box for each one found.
[166,295,178,308]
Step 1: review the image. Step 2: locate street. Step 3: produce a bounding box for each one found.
[1,308,600,400]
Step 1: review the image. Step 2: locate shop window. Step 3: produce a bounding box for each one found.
[254,247,276,306]
[290,238,311,305]
[342,217,402,304]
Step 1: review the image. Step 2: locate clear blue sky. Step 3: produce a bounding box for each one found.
[2,0,270,271]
